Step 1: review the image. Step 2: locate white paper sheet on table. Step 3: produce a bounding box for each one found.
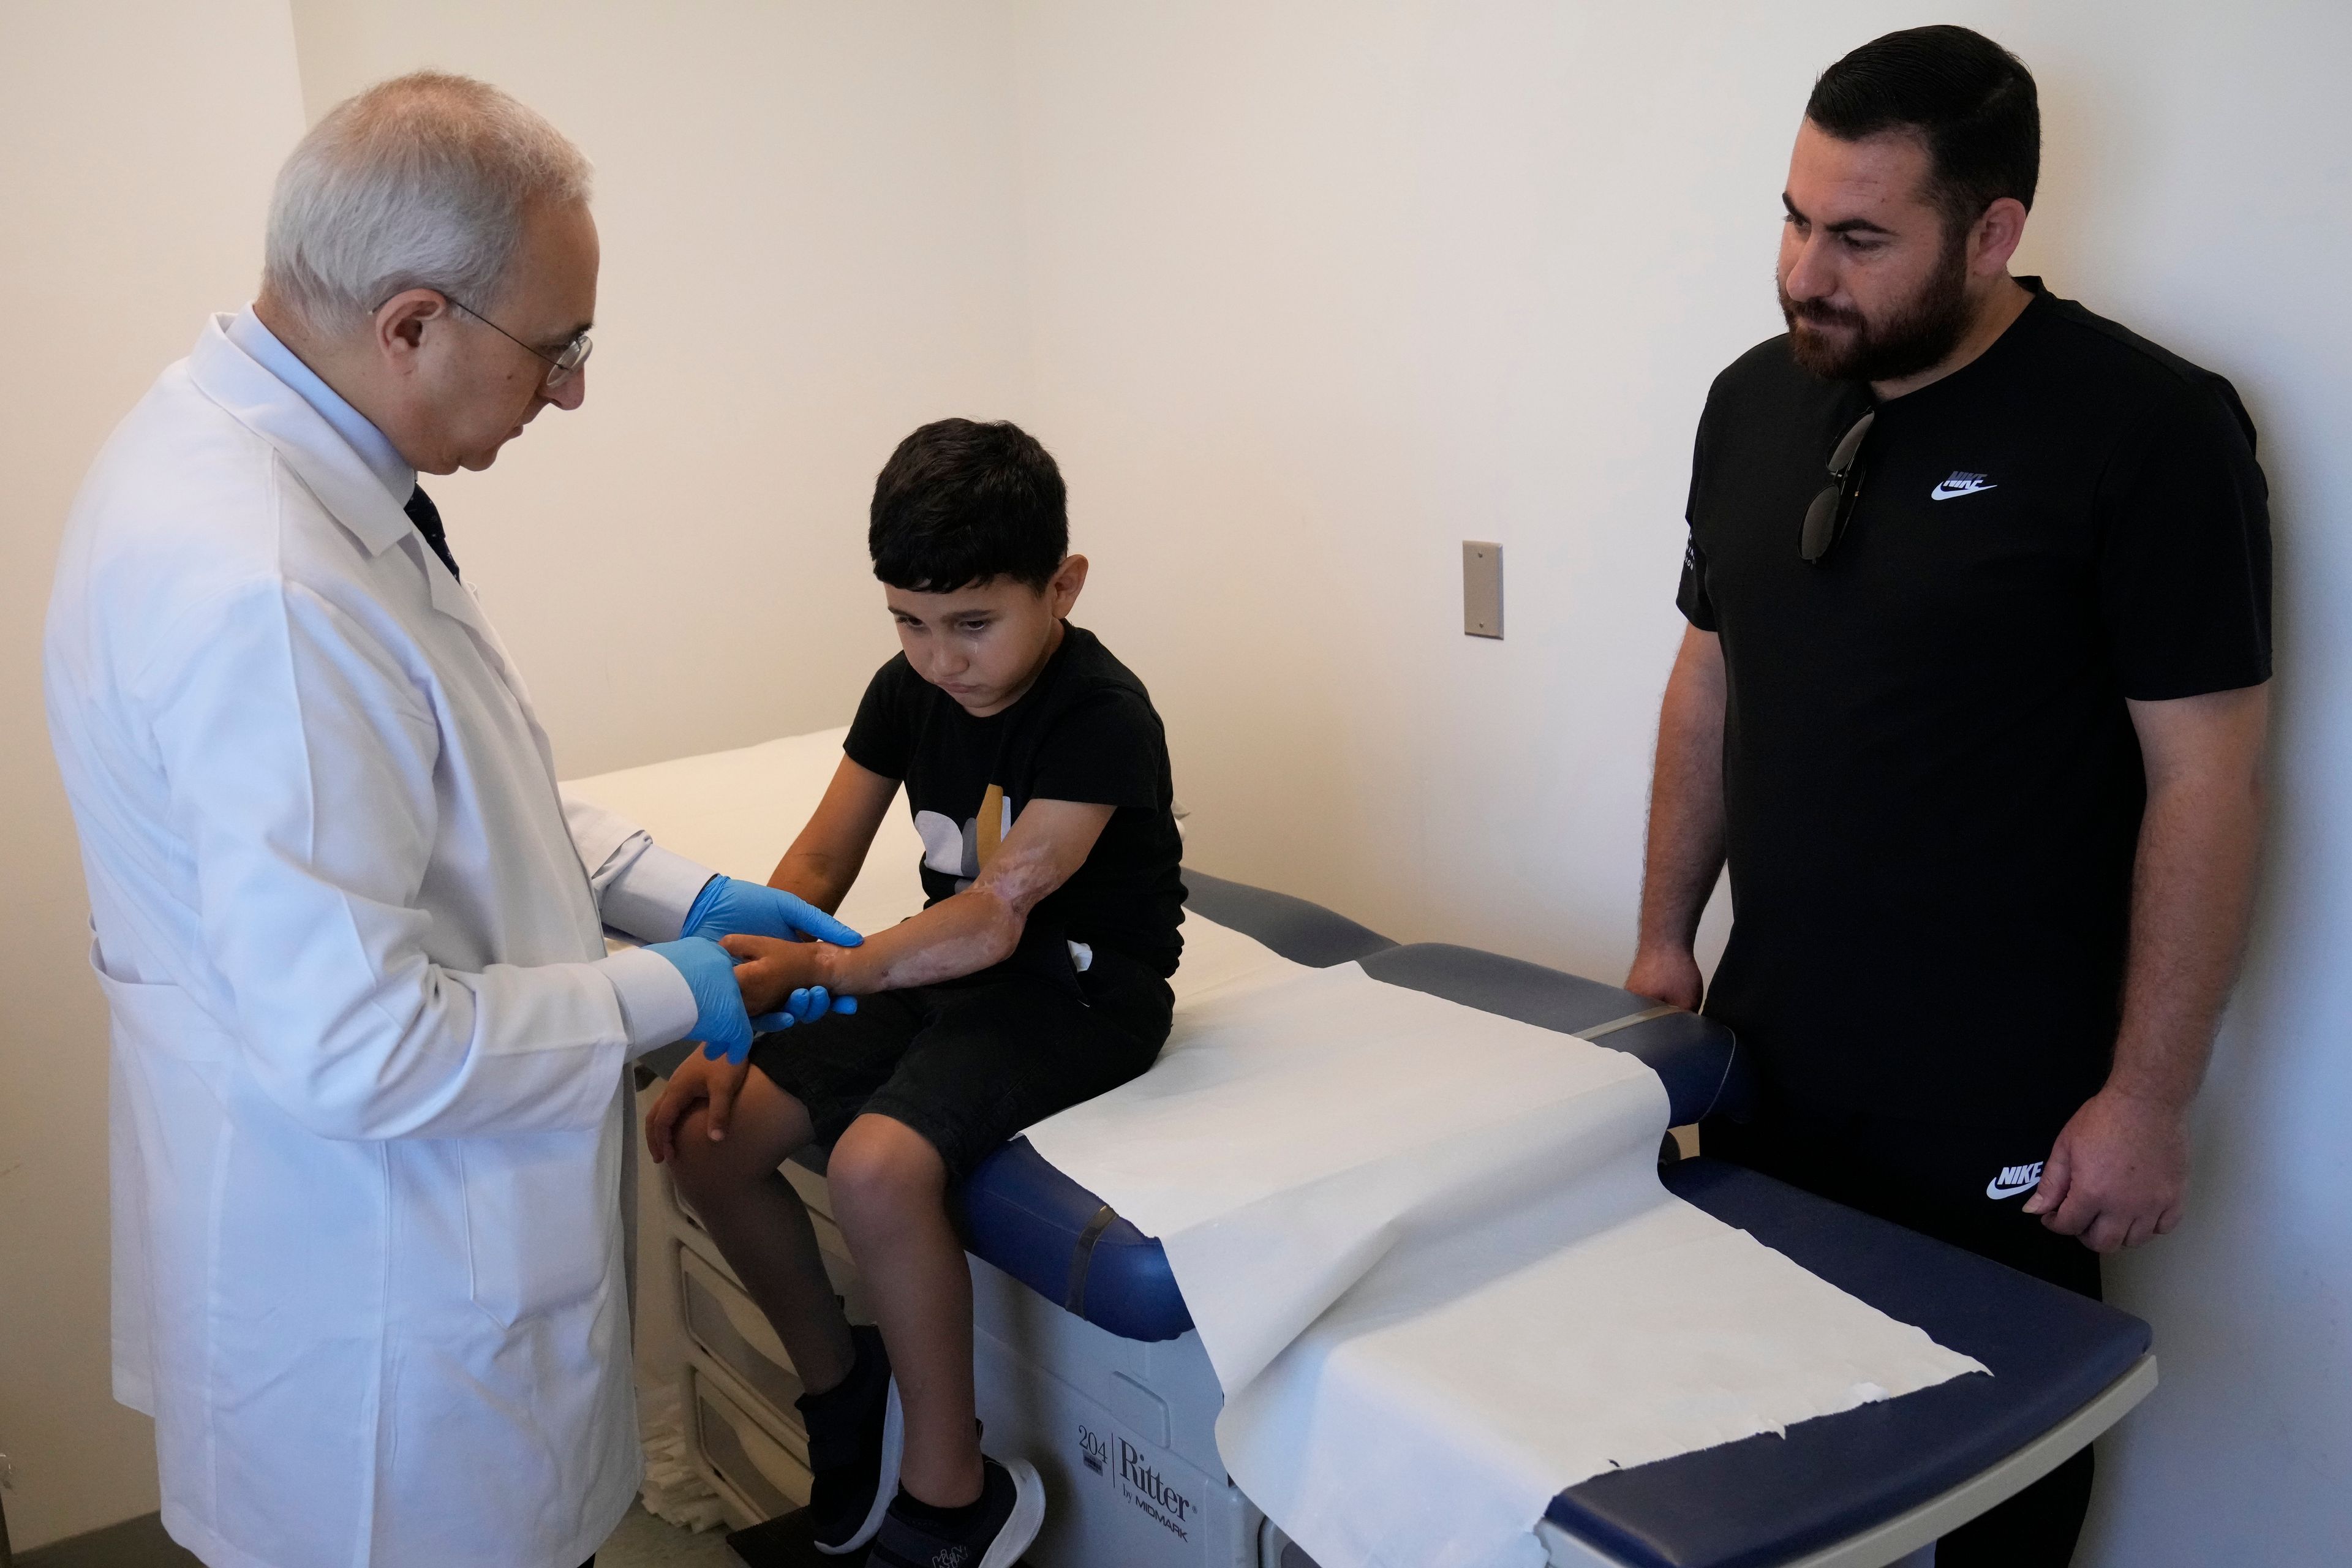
[570,733,1988,1568]
[1025,917,1989,1568]
[565,726,930,938]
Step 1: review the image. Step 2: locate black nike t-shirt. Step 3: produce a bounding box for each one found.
[1679,280,2271,1126]
[845,622,1186,978]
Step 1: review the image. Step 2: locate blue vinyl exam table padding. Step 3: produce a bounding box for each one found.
[1177,868,1399,967]
[1355,942,1755,1127]
[1545,1157,2149,1568]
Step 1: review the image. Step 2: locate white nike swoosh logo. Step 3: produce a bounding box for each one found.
[1931,480,1997,500]
[1985,1175,2038,1199]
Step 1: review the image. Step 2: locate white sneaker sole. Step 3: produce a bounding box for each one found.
[978,1458,1046,1568]
[813,1376,903,1555]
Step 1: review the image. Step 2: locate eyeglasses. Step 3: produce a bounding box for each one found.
[1800,409,1875,565]
[445,296,594,389]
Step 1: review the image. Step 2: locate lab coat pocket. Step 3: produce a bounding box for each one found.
[460,1128,615,1326]
[88,940,233,1063]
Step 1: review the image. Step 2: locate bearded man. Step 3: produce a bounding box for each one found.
[1625,27,2271,1566]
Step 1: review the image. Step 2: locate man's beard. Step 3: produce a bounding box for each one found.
[1780,230,1972,383]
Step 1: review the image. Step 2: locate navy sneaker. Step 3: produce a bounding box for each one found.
[866,1457,1046,1568]
[796,1325,903,1555]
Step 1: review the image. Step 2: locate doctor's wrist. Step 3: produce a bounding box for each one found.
[679,873,728,939]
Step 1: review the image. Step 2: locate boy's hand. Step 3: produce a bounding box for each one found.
[645,1049,752,1161]
[724,932,855,1020]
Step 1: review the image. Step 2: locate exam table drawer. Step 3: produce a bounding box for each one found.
[689,1355,813,1526]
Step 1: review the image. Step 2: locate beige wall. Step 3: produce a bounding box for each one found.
[0,0,306,1548]
[9,3,2352,1562]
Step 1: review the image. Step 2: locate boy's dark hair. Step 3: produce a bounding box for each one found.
[869,418,1069,592]
[1806,26,2040,236]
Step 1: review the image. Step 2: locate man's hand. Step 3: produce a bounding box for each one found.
[645,1049,752,1161]
[646,935,760,1062]
[2022,684,2267,1255]
[1626,944,1705,1012]
[2022,1087,2192,1253]
[683,875,865,948]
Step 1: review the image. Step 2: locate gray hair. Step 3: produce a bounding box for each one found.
[262,72,592,334]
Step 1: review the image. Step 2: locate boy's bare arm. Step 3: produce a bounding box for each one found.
[767,756,900,911]
[726,798,1115,1009]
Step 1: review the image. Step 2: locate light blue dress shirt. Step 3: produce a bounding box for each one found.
[225,306,417,503]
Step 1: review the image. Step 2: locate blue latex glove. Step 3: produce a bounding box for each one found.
[714,983,859,1060]
[646,937,760,1064]
[644,940,771,1062]
[682,875,865,949]
[645,938,859,1063]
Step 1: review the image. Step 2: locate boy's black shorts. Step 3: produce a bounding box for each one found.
[745,948,1173,1183]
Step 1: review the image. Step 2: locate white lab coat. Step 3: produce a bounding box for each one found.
[43,318,708,1568]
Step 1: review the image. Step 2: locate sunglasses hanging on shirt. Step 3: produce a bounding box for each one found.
[1800,409,1877,564]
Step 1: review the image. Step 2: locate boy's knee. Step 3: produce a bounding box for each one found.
[826,1115,948,1218]
[666,1108,741,1201]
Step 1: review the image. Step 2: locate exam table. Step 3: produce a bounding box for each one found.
[669,872,2155,1568]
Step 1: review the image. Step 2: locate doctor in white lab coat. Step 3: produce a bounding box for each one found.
[43,74,854,1568]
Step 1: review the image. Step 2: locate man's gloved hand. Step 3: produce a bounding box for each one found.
[682,875,865,949]
[646,937,856,1063]
[646,936,761,1063]
[765,984,852,1031]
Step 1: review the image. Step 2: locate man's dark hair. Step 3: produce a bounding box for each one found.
[1806,26,2040,234]
[869,418,1069,592]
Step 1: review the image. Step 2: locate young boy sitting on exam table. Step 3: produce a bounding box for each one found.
[646,416,1186,1567]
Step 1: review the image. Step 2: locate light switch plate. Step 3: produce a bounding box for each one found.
[1463,541,1503,638]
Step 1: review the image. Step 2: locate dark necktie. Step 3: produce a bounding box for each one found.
[404,484,461,581]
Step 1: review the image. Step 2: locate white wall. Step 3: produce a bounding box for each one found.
[2017,11,2352,1559]
[8,4,2348,1562]
[1003,6,2352,1564]
[285,0,1030,776]
[1006,1,1783,968]
[0,0,306,1548]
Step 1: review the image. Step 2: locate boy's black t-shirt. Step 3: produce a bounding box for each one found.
[845,622,1186,978]
[1678,280,2271,1127]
